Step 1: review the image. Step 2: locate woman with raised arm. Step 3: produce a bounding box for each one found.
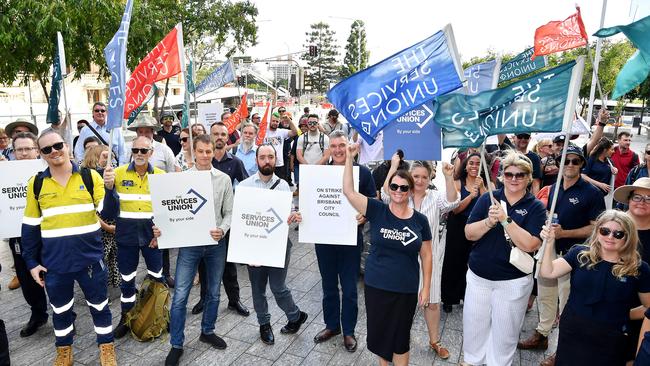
[540,210,650,366]
[343,144,432,366]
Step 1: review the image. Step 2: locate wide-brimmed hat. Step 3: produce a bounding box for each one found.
[5,118,38,136]
[128,114,161,132]
[613,177,650,203]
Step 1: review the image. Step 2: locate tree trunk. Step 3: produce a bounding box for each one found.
[37,74,49,101]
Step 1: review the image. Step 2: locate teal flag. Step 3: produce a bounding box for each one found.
[181,60,194,128]
[499,47,548,84]
[126,85,158,126]
[435,60,577,148]
[594,15,650,99]
[46,51,62,123]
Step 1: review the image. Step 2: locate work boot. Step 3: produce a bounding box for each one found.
[53,345,73,366]
[517,330,548,350]
[99,342,117,366]
[8,276,20,290]
[113,313,129,339]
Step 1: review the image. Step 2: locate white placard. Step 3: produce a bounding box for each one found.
[0,159,47,239]
[298,165,359,245]
[227,186,292,268]
[149,171,216,249]
[197,102,224,130]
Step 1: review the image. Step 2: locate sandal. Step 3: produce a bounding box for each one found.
[430,340,450,359]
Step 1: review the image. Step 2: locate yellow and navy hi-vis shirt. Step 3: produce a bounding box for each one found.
[105,162,165,246]
[21,163,110,274]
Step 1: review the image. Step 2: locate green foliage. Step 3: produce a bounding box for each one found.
[301,22,339,93]
[340,20,369,78]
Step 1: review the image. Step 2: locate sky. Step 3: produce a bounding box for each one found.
[239,0,648,67]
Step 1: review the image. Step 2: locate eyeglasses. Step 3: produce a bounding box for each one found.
[598,227,626,240]
[645,150,650,155]
[15,147,37,153]
[389,183,409,192]
[516,134,531,140]
[40,142,65,155]
[503,172,526,180]
[93,109,106,113]
[564,158,582,166]
[131,148,151,155]
[631,194,650,204]
[180,137,188,143]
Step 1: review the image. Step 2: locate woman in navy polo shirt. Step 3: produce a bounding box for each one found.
[582,137,618,195]
[343,144,432,366]
[462,151,546,366]
[637,309,650,365]
[540,210,650,366]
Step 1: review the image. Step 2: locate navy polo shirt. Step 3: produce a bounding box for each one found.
[526,151,542,180]
[548,178,605,253]
[467,188,546,281]
[563,245,650,331]
[364,198,432,294]
[638,229,650,263]
[157,126,181,156]
[583,156,611,194]
[211,152,249,185]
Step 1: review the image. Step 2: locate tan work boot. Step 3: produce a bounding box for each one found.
[53,345,73,366]
[99,342,117,366]
[8,276,20,290]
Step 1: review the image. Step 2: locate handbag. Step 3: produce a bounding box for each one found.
[501,199,534,274]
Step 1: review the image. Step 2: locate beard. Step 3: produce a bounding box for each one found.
[258,164,274,176]
[241,140,253,151]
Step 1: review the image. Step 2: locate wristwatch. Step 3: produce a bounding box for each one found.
[500,216,512,228]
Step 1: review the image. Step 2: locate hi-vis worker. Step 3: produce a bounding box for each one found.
[103,135,165,339]
[21,130,117,366]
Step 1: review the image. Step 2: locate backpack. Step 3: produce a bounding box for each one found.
[125,277,170,342]
[33,167,95,202]
[302,132,325,153]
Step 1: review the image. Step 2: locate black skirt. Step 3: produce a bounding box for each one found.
[556,307,628,366]
[364,284,418,362]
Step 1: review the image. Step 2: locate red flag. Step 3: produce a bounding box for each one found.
[533,6,588,59]
[256,102,271,146]
[123,24,184,117]
[224,93,249,134]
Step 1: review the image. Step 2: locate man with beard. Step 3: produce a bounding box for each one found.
[74,102,127,165]
[296,114,330,166]
[611,131,639,189]
[238,144,308,344]
[103,136,165,340]
[518,146,605,366]
[263,112,298,183]
[190,122,249,317]
[234,123,258,176]
[157,112,182,156]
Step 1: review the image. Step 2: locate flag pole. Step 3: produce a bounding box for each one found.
[585,0,608,126]
[479,143,495,203]
[60,72,73,149]
[191,45,199,128]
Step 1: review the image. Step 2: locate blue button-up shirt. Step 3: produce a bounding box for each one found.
[74,120,127,165]
[234,145,258,177]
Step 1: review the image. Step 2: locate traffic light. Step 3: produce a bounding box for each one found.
[309,45,318,57]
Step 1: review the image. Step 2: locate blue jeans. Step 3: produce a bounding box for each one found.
[169,244,226,348]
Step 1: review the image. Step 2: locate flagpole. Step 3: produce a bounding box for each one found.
[191,45,199,128]
[27,78,36,125]
[60,73,73,149]
[479,143,495,203]
[586,0,608,126]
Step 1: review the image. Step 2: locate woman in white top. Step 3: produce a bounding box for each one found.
[382,153,459,358]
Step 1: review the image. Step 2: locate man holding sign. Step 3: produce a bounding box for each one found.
[165,134,234,366]
[312,130,376,352]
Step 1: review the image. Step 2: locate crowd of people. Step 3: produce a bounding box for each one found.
[1,102,650,366]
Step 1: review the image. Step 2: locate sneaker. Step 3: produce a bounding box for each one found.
[281,311,308,334]
[199,333,227,349]
[165,348,184,366]
[98,343,117,366]
[53,345,73,366]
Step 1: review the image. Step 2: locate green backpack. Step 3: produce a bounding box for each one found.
[125,277,170,342]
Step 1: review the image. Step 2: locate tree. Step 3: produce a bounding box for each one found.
[301,22,339,93]
[340,20,369,78]
[0,0,258,99]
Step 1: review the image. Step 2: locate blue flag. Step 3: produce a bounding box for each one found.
[194,60,235,96]
[103,0,134,131]
[435,59,582,148]
[327,25,463,144]
[463,59,500,95]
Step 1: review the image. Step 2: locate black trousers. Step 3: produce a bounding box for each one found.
[0,319,9,366]
[8,238,48,322]
[162,248,171,277]
[198,232,239,304]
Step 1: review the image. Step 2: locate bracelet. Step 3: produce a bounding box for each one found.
[484,218,495,229]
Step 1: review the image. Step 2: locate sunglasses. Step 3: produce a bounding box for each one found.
[40,142,65,155]
[631,194,650,204]
[94,109,106,113]
[503,172,526,180]
[645,150,650,155]
[308,121,319,126]
[564,158,582,166]
[180,137,188,143]
[516,134,530,139]
[131,148,151,155]
[598,227,626,240]
[389,183,410,192]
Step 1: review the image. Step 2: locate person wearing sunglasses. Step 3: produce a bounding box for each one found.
[103,135,166,341]
[21,130,118,365]
[343,144,433,366]
[462,151,546,366]
[539,210,650,366]
[499,133,543,195]
[74,101,127,166]
[518,145,605,365]
[175,128,194,171]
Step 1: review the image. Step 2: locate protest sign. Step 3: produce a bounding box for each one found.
[198,102,224,131]
[227,186,292,268]
[383,104,442,161]
[327,25,463,144]
[298,165,359,245]
[499,47,548,83]
[435,58,584,148]
[0,160,46,239]
[149,171,216,249]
